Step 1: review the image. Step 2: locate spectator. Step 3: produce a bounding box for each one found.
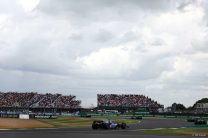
[97,94,162,108]
[0,92,81,109]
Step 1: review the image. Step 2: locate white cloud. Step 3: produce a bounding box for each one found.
[0,14,7,26]
[160,57,193,81]
[0,0,208,107]
[76,44,139,77]
[17,0,40,12]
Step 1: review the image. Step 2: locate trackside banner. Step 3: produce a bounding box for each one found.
[35,115,57,119]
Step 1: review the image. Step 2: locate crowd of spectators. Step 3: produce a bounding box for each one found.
[97,94,163,108]
[0,92,81,108]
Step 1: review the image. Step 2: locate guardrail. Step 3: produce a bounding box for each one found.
[79,112,208,120]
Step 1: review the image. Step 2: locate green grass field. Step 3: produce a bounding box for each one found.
[38,116,139,128]
[143,128,208,136]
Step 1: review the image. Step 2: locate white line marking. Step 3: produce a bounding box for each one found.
[0,129,9,131]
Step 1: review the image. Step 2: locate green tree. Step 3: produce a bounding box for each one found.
[193,98,208,107]
[171,103,186,111]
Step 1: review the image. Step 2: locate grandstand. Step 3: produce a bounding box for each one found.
[97,94,163,111]
[0,92,81,109]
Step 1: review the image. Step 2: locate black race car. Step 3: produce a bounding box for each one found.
[194,119,207,125]
[187,117,196,122]
[92,119,128,129]
[131,116,142,120]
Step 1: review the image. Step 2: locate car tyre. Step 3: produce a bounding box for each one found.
[92,124,98,129]
[121,123,126,129]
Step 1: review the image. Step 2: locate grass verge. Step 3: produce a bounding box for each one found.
[0,118,53,129]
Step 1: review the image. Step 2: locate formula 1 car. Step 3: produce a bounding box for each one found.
[131,116,142,120]
[187,117,196,122]
[194,119,207,125]
[92,119,128,129]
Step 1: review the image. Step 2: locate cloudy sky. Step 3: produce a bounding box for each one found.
[0,0,208,107]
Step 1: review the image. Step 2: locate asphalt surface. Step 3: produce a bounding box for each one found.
[137,118,194,129]
[0,118,206,138]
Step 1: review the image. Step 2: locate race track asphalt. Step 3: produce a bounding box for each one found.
[0,118,206,138]
[137,117,194,129]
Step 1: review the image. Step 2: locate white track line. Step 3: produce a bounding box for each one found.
[139,127,188,131]
[0,129,9,131]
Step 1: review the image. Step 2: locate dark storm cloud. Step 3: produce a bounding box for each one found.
[36,0,176,24]
[37,0,172,13]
